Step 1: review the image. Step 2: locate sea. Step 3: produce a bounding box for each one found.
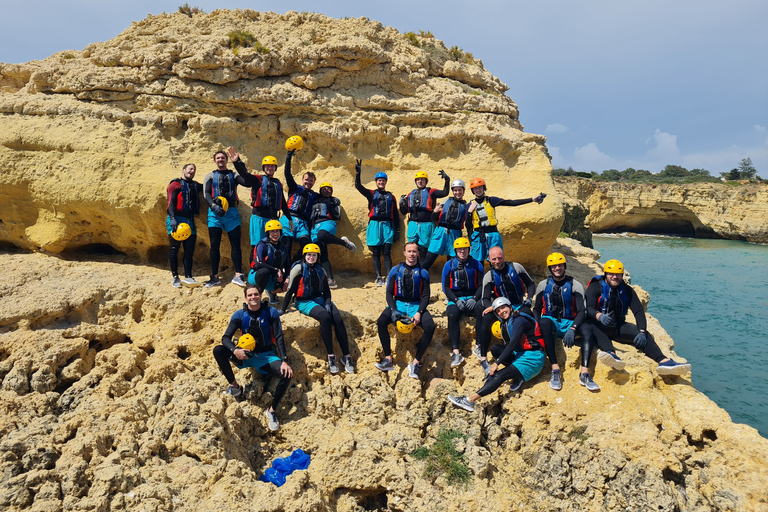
[591,234,768,438]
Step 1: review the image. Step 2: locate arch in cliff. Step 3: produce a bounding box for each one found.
[592,202,706,237]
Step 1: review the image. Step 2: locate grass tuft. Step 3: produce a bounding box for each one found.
[411,428,472,487]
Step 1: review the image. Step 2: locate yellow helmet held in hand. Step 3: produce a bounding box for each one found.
[547,252,566,267]
[453,237,471,249]
[303,243,321,254]
[262,156,278,167]
[172,223,192,241]
[397,318,414,334]
[492,320,503,339]
[285,135,304,151]
[265,220,282,232]
[319,182,333,191]
[604,259,624,274]
[414,171,429,181]
[215,196,229,213]
[236,333,256,352]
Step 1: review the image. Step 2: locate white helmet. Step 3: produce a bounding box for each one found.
[451,179,465,190]
[492,297,511,311]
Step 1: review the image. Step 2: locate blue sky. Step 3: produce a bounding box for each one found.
[2,1,766,176]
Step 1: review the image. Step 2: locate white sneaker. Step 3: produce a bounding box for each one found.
[182,277,202,287]
[341,236,357,253]
[265,409,279,431]
[172,276,182,288]
[328,279,338,289]
[231,275,247,287]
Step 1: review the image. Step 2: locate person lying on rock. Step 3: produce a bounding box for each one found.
[398,170,450,263]
[166,162,202,288]
[375,242,435,379]
[280,243,355,374]
[355,160,399,286]
[466,177,546,263]
[474,246,536,375]
[280,152,316,266]
[213,284,293,431]
[248,220,290,306]
[309,181,357,289]
[441,237,484,369]
[421,179,472,272]
[533,252,598,392]
[586,259,691,376]
[448,297,546,412]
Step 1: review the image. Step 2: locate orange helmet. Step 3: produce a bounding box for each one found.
[469,178,486,190]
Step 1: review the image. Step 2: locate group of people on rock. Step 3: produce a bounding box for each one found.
[165,142,692,431]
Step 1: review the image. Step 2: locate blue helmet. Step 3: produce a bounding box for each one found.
[375,172,388,180]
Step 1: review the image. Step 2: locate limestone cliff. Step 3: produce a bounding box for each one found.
[555,177,768,243]
[0,9,560,272]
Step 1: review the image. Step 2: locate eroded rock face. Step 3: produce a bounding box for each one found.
[555,178,768,242]
[0,9,560,272]
[1,248,767,512]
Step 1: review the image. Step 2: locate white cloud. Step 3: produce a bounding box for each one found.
[546,123,569,134]
[573,143,613,170]
[646,129,680,161]
[547,146,564,167]
[755,124,767,133]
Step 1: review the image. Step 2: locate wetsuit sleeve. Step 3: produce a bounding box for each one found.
[571,280,587,328]
[513,263,536,299]
[385,266,398,311]
[628,286,648,331]
[465,209,473,236]
[434,176,450,199]
[441,262,459,302]
[481,271,494,308]
[269,310,288,362]
[233,159,259,188]
[354,173,374,202]
[221,311,242,351]
[203,173,215,206]
[331,198,341,220]
[489,196,534,208]
[393,198,400,229]
[585,280,601,320]
[322,275,332,303]
[398,193,409,216]
[254,244,279,273]
[167,182,181,217]
[284,152,297,194]
[281,190,293,219]
[281,265,303,311]
[418,269,430,314]
[533,280,547,321]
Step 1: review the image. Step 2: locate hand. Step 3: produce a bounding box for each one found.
[324,301,333,314]
[289,219,294,231]
[534,192,547,204]
[211,204,225,217]
[391,311,401,324]
[355,159,362,175]
[633,331,648,350]
[489,363,498,376]
[563,328,576,348]
[169,217,178,231]
[464,298,477,311]
[455,299,466,311]
[599,312,615,327]
[438,169,448,180]
[276,309,284,316]
[280,362,293,378]
[277,269,283,280]
[467,201,477,213]
[227,147,239,162]
[393,230,400,243]
[287,150,295,158]
[233,348,249,360]
[521,298,532,308]
[482,306,493,317]
[412,312,422,325]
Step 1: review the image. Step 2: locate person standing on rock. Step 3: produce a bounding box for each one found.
[280,243,355,374]
[421,179,471,272]
[447,296,546,412]
[474,246,536,374]
[248,220,289,305]
[309,181,357,289]
[441,237,484,368]
[399,170,450,263]
[167,163,203,288]
[586,259,692,376]
[281,150,315,264]
[467,178,546,263]
[213,284,293,431]
[355,160,400,286]
[533,252,598,391]
[374,242,435,379]
[204,150,248,287]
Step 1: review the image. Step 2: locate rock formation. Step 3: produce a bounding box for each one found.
[0,9,560,273]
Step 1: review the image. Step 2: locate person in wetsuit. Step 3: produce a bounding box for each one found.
[280,150,315,264]
[309,182,357,289]
[422,179,472,272]
[248,220,289,305]
[399,170,450,262]
[166,163,202,288]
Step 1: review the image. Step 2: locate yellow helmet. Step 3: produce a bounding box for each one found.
[491,320,503,339]
[397,318,414,334]
[319,182,333,191]
[215,196,229,213]
[453,237,471,249]
[604,259,624,274]
[171,223,192,241]
[547,252,566,267]
[285,135,304,151]
[236,333,256,352]
[303,243,321,254]
[414,171,429,181]
[262,156,278,167]
[265,220,282,232]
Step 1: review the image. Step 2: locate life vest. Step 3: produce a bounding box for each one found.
[239,307,275,351]
[251,176,283,212]
[590,276,631,322]
[287,186,314,219]
[445,257,483,294]
[472,197,498,229]
[252,239,285,271]
[293,262,326,300]
[501,312,544,351]
[541,277,577,321]
[407,188,435,213]
[392,263,426,303]
[210,171,239,203]
[370,190,396,221]
[167,178,200,215]
[492,264,525,304]
[438,198,467,230]
[311,197,339,223]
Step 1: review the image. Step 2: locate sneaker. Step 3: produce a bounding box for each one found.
[509,376,524,391]
[172,276,182,288]
[375,358,394,372]
[328,279,338,289]
[267,291,278,305]
[579,372,600,391]
[205,277,221,288]
[231,274,246,287]
[182,277,202,287]
[450,353,465,367]
[375,276,385,287]
[341,236,357,253]
[480,359,492,375]
[224,384,242,397]
[328,355,339,374]
[549,369,562,391]
[448,395,475,412]
[656,359,692,376]
[407,362,421,379]
[341,355,355,374]
[598,350,627,370]
[265,409,280,431]
[472,344,482,360]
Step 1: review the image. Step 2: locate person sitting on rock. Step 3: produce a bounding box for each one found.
[355,159,400,286]
[447,297,546,412]
[399,170,450,262]
[375,242,435,379]
[309,181,357,289]
[586,259,691,376]
[281,149,316,265]
[422,179,471,271]
[280,243,355,374]
[441,237,484,368]
[213,284,293,431]
[475,246,536,374]
[166,162,202,288]
[533,252,598,391]
[466,177,546,263]
[248,220,289,305]
[203,150,248,287]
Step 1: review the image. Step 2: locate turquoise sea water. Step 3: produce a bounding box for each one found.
[591,235,768,438]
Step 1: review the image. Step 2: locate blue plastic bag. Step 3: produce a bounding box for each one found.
[259,449,311,486]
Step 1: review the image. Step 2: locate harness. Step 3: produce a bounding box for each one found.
[287,186,314,219]
[294,262,326,299]
[472,197,498,229]
[590,276,631,323]
[168,178,200,215]
[438,198,467,230]
[501,312,544,351]
[370,190,395,221]
[311,197,339,223]
[252,239,285,270]
[446,257,482,294]
[407,188,435,214]
[542,277,577,321]
[392,263,426,303]
[492,264,525,304]
[210,171,239,203]
[252,176,283,212]
[239,307,274,352]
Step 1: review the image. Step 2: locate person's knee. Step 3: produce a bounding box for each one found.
[213,345,229,360]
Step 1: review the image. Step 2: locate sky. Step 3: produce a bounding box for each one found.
[1,1,766,176]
